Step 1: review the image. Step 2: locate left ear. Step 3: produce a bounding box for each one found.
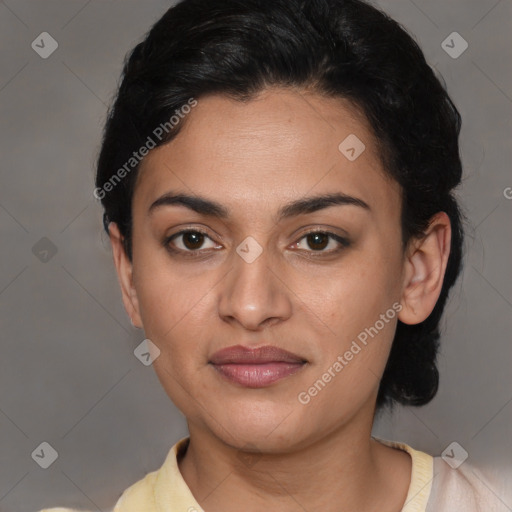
[398,211,452,325]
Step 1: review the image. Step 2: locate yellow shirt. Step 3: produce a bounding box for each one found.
[39,436,490,512]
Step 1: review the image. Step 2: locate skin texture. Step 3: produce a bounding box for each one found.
[109,87,451,512]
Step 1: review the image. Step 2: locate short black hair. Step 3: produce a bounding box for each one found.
[95,0,466,410]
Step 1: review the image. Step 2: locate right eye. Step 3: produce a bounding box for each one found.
[164,229,222,257]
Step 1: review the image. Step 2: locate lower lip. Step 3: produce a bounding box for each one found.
[211,362,305,388]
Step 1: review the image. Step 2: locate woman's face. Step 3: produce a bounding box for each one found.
[122,88,409,451]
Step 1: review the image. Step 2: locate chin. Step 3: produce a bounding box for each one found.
[206,401,311,453]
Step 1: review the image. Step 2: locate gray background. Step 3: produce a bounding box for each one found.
[0,0,510,511]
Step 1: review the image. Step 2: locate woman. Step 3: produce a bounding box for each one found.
[42,0,493,510]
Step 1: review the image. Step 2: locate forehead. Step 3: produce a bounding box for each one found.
[134,88,400,222]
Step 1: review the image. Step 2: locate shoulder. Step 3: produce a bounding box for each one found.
[373,437,505,512]
[38,438,190,512]
[428,456,506,512]
[37,472,156,512]
[38,509,113,512]
[37,470,158,512]
[111,467,159,512]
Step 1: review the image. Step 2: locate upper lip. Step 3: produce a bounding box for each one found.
[209,345,307,365]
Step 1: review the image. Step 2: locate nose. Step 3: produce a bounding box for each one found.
[217,240,293,331]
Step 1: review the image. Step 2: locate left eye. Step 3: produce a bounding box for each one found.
[293,231,349,253]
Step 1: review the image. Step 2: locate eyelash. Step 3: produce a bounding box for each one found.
[163,228,350,259]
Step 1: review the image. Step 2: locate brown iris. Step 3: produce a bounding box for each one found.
[182,231,205,250]
[306,232,329,251]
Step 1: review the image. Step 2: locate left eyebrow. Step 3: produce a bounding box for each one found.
[148,191,371,220]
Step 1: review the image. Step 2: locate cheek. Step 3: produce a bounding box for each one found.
[133,260,213,357]
[304,252,400,335]
[298,317,397,420]
[300,248,401,394]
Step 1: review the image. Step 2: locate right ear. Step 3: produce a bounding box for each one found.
[108,222,143,328]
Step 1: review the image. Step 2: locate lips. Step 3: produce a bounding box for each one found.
[210,345,306,365]
[209,345,307,388]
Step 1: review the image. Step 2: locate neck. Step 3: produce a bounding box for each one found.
[178,405,412,512]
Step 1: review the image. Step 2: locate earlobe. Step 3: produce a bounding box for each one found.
[398,212,452,325]
[108,222,143,329]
